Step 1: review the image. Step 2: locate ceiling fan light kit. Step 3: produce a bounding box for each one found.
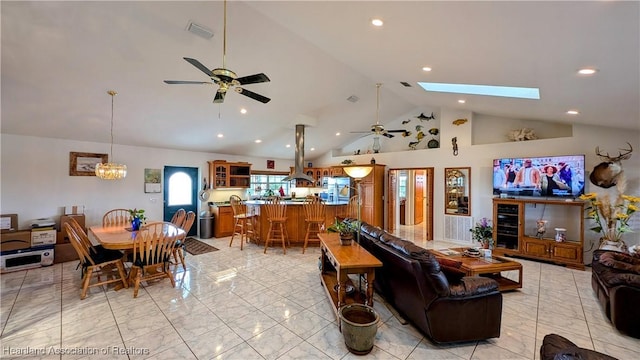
[164,0,271,104]
[95,90,127,180]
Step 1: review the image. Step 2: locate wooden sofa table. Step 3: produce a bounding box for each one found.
[430,247,523,291]
[318,233,383,321]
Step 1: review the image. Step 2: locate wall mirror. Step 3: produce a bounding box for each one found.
[445,167,471,216]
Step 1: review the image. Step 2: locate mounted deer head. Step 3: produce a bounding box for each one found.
[589,142,633,188]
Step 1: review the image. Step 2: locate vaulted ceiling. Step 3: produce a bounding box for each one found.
[2,1,638,161]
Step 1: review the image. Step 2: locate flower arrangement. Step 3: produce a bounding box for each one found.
[470,217,494,248]
[579,191,639,243]
[128,208,146,222]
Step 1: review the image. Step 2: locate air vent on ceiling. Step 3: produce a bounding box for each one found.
[400,82,412,87]
[347,95,359,103]
[186,21,214,39]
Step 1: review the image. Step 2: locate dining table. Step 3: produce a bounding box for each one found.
[88,222,185,250]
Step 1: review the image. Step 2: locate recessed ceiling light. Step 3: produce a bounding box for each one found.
[578,68,598,75]
[240,108,247,114]
[217,133,224,138]
[566,110,580,115]
[422,66,432,72]
[286,144,291,148]
[336,132,341,136]
[371,18,383,27]
[310,148,315,151]
[458,99,466,104]
[255,139,262,143]
[418,82,540,99]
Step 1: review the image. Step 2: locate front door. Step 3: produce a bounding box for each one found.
[163,166,198,236]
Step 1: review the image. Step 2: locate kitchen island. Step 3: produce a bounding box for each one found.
[244,199,349,248]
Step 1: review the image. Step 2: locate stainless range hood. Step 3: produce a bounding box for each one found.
[282,124,315,183]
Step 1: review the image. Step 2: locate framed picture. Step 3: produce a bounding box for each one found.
[69,152,107,176]
[144,168,162,193]
[267,160,275,169]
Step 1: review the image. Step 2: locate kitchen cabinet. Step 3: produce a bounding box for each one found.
[211,205,234,238]
[493,198,585,269]
[209,161,251,189]
[292,167,326,187]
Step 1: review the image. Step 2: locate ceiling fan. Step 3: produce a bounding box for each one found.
[163,0,270,104]
[352,83,407,138]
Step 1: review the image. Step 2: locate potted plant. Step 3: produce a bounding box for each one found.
[470,217,493,249]
[128,208,146,231]
[327,218,355,245]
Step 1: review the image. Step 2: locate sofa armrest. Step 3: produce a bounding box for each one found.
[449,277,499,297]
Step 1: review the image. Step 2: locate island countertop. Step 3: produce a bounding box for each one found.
[245,199,348,206]
[244,200,349,247]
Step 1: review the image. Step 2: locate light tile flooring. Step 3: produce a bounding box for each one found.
[2,227,639,359]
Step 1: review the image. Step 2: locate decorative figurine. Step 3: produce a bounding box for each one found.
[536,220,547,239]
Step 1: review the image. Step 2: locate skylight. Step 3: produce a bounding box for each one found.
[418,82,540,100]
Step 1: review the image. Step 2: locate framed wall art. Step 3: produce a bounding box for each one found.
[69,152,107,176]
[144,168,162,193]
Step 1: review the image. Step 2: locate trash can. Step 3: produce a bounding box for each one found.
[199,213,214,239]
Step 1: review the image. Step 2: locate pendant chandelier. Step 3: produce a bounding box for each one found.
[95,90,127,180]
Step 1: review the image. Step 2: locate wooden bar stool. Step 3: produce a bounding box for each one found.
[229,195,255,250]
[303,198,326,254]
[264,198,288,254]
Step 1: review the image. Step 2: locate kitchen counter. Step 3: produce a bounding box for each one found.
[245,201,348,248]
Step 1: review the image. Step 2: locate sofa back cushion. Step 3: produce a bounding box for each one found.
[599,251,640,274]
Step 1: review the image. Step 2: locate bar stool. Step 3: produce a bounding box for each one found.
[229,195,255,250]
[263,197,288,254]
[303,198,326,254]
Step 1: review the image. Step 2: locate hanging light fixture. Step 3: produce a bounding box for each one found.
[372,83,382,153]
[95,90,127,180]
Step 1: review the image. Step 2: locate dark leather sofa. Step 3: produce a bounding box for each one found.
[353,220,503,344]
[591,250,640,339]
[540,333,618,360]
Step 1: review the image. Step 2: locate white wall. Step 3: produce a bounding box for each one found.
[315,109,640,260]
[0,134,293,230]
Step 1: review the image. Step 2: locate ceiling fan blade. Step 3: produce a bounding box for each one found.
[164,80,212,84]
[386,129,406,133]
[183,57,213,77]
[236,73,270,85]
[213,90,226,103]
[383,133,395,138]
[235,87,271,103]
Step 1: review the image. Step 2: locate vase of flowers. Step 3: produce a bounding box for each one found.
[470,217,494,249]
[579,179,639,253]
[128,208,146,231]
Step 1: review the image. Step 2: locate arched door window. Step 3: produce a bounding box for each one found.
[168,172,192,206]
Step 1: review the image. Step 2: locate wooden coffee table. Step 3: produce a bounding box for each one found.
[430,247,523,291]
[318,233,383,320]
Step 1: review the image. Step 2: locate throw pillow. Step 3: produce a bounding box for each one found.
[599,252,640,274]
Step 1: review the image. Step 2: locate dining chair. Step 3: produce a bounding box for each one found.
[170,208,187,228]
[102,208,131,227]
[347,195,359,219]
[63,222,129,300]
[263,197,289,254]
[129,221,180,298]
[303,198,326,254]
[229,195,255,250]
[172,211,195,270]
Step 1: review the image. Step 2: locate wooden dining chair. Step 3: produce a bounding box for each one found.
[172,211,195,270]
[346,195,359,219]
[63,222,129,299]
[170,208,187,228]
[229,195,255,250]
[303,198,326,254]
[263,197,289,254]
[102,209,131,227]
[129,221,180,298]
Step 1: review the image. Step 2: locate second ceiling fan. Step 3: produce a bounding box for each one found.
[352,83,406,138]
[164,0,270,104]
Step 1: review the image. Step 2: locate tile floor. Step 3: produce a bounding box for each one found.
[1,228,639,359]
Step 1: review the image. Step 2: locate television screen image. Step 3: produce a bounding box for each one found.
[493,155,585,198]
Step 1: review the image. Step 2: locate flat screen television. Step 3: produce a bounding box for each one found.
[493,154,585,198]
